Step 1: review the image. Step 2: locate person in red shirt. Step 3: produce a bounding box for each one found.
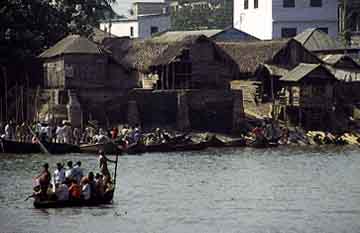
[110,127,118,140]
[68,179,81,200]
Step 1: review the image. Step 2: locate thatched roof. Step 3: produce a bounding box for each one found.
[217,39,289,74]
[120,40,169,72]
[39,35,103,58]
[108,35,237,72]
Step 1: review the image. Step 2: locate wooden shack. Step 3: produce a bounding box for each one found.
[279,63,338,130]
[38,34,135,126]
[218,39,321,101]
[114,35,239,90]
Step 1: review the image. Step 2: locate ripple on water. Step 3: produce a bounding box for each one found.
[1,147,360,233]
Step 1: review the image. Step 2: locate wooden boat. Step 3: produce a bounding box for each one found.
[0,139,80,154]
[79,142,122,154]
[247,138,278,148]
[33,190,114,208]
[204,136,246,148]
[124,141,207,155]
[32,153,119,209]
[0,139,41,154]
[42,141,81,154]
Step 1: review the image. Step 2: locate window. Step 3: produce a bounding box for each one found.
[281,28,297,38]
[130,26,134,37]
[283,0,295,8]
[244,0,248,9]
[254,0,258,8]
[310,0,322,7]
[150,26,158,35]
[318,27,328,34]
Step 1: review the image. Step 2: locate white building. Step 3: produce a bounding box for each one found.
[100,14,171,39]
[233,0,338,40]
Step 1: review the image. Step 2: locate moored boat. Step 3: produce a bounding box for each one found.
[0,139,81,154]
[42,141,81,154]
[124,141,207,155]
[0,139,41,154]
[79,142,122,154]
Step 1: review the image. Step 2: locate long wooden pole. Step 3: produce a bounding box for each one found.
[15,82,18,123]
[113,153,119,189]
[2,67,8,121]
[28,126,50,154]
[26,74,29,122]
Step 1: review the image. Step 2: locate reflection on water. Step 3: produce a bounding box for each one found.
[1,146,360,233]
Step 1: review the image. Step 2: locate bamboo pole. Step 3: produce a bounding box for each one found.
[15,82,18,123]
[25,73,29,122]
[2,67,8,121]
[0,97,2,122]
[21,85,24,122]
[172,63,175,89]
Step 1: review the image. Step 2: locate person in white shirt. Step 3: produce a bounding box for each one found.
[63,124,72,144]
[53,163,65,191]
[81,182,91,200]
[72,161,83,184]
[55,182,69,201]
[56,125,64,143]
[65,161,75,179]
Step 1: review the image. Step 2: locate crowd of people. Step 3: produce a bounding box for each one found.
[33,151,117,202]
[0,120,144,146]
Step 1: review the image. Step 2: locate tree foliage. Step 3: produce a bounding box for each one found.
[0,0,115,63]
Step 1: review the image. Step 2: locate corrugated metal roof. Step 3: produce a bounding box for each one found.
[320,54,360,69]
[263,64,289,76]
[326,65,360,82]
[280,63,321,82]
[152,27,259,43]
[152,30,223,43]
[294,28,343,51]
[39,35,102,58]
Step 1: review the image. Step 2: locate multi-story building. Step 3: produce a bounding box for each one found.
[100,2,171,39]
[233,0,338,40]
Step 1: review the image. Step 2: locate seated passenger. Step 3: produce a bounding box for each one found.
[55,181,69,201]
[81,178,91,201]
[88,172,97,200]
[72,161,83,184]
[68,179,81,200]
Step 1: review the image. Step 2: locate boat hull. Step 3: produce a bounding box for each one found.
[0,139,80,154]
[79,142,121,154]
[34,190,114,208]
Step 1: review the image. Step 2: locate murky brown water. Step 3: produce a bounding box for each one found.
[1,146,360,233]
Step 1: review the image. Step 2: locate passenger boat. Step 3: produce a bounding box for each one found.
[124,141,207,155]
[79,142,122,154]
[247,138,278,148]
[33,190,114,208]
[0,139,41,154]
[32,153,119,208]
[0,139,80,154]
[42,141,81,154]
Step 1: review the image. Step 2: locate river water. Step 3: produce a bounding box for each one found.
[1,146,360,233]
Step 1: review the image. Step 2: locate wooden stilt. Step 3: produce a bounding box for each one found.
[172,63,176,89]
[166,64,170,89]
